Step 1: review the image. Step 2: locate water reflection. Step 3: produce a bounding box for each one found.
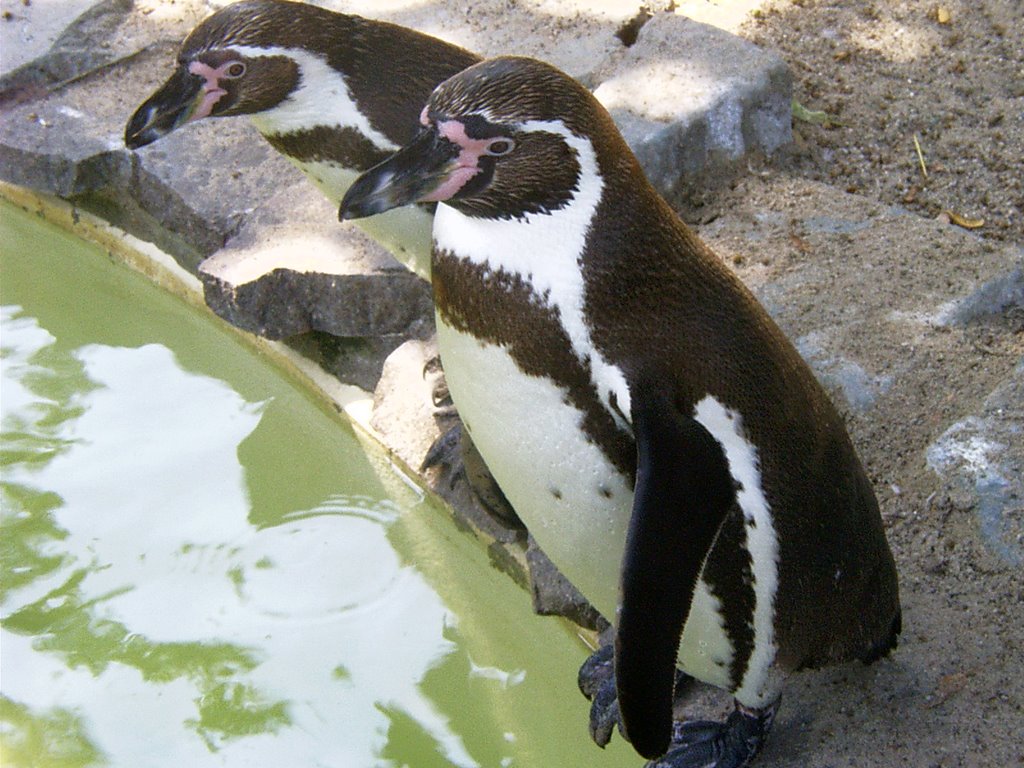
[0,203,633,767]
[0,307,463,765]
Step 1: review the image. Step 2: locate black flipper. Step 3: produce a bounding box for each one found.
[616,379,736,759]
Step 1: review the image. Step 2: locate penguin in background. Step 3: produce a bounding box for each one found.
[124,0,519,523]
[125,0,481,278]
[339,56,901,768]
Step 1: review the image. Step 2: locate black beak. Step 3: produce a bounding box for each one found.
[125,65,205,150]
[339,128,461,221]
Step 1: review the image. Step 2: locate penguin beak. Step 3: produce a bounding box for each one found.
[339,127,463,221]
[125,65,207,149]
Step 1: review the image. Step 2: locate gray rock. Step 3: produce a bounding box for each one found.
[526,536,608,632]
[593,13,792,199]
[796,330,893,413]
[926,362,1024,567]
[198,181,433,341]
[0,91,131,197]
[284,331,417,393]
[0,0,133,107]
[0,0,101,77]
[940,252,1024,326]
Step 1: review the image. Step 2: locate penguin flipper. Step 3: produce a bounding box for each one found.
[616,381,735,759]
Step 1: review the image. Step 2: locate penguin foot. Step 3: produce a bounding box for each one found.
[581,645,623,747]
[421,422,523,529]
[645,698,779,768]
[578,642,615,699]
[578,644,692,749]
[422,353,455,417]
[420,422,462,480]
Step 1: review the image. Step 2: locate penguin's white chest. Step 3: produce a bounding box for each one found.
[435,318,737,690]
[436,316,630,616]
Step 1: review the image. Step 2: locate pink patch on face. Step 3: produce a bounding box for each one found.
[421,166,481,202]
[422,119,508,202]
[187,60,234,121]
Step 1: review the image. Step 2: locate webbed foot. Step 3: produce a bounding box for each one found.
[422,353,455,417]
[646,699,779,768]
[421,422,522,529]
[578,643,622,746]
[578,644,693,749]
[421,422,461,478]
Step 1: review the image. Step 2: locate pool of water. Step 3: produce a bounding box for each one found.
[0,201,634,768]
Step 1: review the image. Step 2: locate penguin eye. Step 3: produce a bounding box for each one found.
[224,62,246,78]
[484,138,515,157]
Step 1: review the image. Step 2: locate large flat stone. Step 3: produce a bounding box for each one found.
[926,361,1023,568]
[0,0,133,106]
[593,12,792,199]
[199,180,433,341]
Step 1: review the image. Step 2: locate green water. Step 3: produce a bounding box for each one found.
[0,201,634,768]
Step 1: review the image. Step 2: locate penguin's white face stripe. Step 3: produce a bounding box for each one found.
[433,120,632,431]
[230,45,399,151]
[693,395,781,706]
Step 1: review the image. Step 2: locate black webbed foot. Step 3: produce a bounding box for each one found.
[578,644,693,749]
[420,422,522,529]
[646,699,779,768]
[421,422,462,479]
[578,640,615,699]
[579,643,622,746]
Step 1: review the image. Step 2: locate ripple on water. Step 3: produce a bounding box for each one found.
[239,497,413,621]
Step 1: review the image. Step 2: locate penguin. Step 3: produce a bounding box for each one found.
[123,0,509,520]
[338,56,901,768]
[124,0,481,278]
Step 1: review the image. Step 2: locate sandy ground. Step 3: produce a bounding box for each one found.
[684,2,1023,766]
[745,0,1023,241]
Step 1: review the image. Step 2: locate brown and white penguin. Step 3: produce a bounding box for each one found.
[338,55,901,768]
[124,0,481,277]
[124,1,524,531]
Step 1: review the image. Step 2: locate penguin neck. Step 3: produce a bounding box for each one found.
[238,45,398,151]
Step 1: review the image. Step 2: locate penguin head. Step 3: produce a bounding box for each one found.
[125,1,310,149]
[339,56,630,222]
